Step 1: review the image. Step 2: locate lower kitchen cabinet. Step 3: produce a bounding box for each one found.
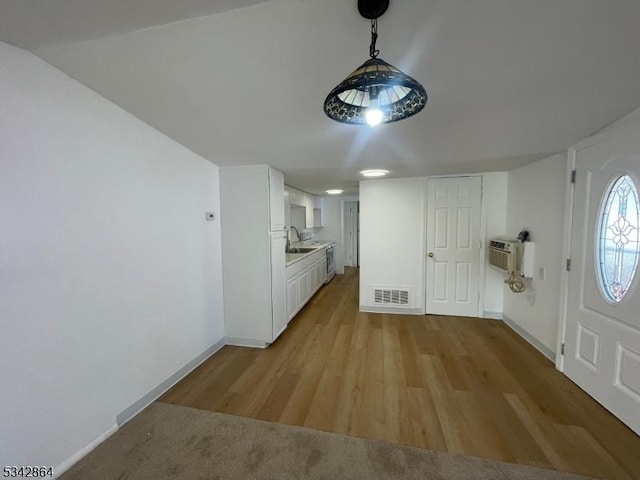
[286,249,327,322]
[314,258,327,289]
[298,269,310,306]
[286,277,298,320]
[270,232,287,340]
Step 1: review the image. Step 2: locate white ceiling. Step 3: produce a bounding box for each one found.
[0,0,276,50]
[3,0,640,196]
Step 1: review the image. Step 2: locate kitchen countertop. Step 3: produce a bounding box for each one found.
[298,240,336,248]
[309,239,336,244]
[285,243,326,267]
[285,240,336,267]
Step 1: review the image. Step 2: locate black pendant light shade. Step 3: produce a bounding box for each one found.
[323,57,427,125]
[323,0,427,126]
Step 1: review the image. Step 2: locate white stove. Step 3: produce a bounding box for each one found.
[325,244,335,283]
[297,238,336,283]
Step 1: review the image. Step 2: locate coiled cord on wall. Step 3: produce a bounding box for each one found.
[505,271,525,293]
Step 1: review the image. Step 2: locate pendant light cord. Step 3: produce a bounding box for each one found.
[369,18,379,58]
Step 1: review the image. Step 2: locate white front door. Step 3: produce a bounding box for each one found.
[425,176,482,316]
[563,130,640,434]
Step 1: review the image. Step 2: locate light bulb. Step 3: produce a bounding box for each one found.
[365,97,383,127]
[365,108,383,127]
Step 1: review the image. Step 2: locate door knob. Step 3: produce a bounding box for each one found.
[427,252,434,258]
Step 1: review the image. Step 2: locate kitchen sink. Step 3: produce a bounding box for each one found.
[286,247,317,254]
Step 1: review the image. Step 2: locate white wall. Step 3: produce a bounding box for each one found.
[0,43,225,471]
[482,172,509,315]
[360,178,426,313]
[503,153,567,354]
[359,174,508,316]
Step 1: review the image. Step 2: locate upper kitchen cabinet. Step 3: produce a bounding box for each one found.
[305,193,323,228]
[284,188,291,232]
[288,187,306,208]
[285,185,323,229]
[313,197,323,228]
[304,194,314,229]
[221,165,285,233]
[268,168,285,231]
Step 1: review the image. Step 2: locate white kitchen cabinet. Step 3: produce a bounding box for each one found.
[308,263,316,295]
[313,208,324,228]
[269,168,285,231]
[305,194,314,229]
[315,257,328,286]
[298,269,311,305]
[285,248,327,322]
[284,189,291,232]
[220,165,287,347]
[313,210,322,227]
[270,232,287,339]
[288,186,305,207]
[313,261,321,294]
[310,257,327,293]
[313,197,323,228]
[286,277,298,321]
[285,186,322,229]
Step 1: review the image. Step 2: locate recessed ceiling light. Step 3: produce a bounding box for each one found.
[326,189,344,195]
[360,169,389,177]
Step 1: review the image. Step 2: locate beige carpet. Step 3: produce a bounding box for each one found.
[60,403,596,480]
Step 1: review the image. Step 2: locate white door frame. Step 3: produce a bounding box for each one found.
[556,149,576,371]
[424,175,484,317]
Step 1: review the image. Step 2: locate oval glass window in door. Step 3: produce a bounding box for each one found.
[597,174,640,303]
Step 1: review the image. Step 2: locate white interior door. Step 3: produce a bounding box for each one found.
[426,176,482,316]
[343,201,359,267]
[563,130,640,434]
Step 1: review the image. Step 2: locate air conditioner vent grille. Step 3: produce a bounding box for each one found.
[489,248,510,271]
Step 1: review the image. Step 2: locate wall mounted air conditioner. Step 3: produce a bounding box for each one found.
[488,238,523,275]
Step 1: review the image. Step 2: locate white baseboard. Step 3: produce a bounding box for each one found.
[482,311,504,320]
[502,314,555,361]
[53,423,118,479]
[359,305,424,315]
[225,336,269,348]
[53,337,226,478]
[116,337,226,426]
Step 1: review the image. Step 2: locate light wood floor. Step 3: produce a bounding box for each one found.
[160,267,640,480]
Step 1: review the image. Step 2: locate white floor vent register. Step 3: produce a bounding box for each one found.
[373,288,410,305]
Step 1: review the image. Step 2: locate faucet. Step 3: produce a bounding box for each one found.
[286,226,301,253]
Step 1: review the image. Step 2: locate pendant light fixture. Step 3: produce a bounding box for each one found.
[323,0,427,127]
